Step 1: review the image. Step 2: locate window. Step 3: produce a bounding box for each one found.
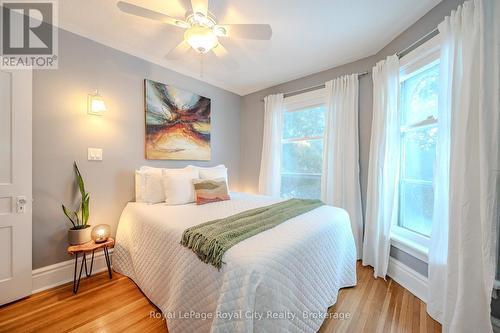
[280,91,326,199]
[398,62,439,237]
[392,35,440,260]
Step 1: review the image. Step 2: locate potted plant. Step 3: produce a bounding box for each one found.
[62,162,91,245]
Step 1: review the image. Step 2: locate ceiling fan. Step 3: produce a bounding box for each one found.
[116,0,272,66]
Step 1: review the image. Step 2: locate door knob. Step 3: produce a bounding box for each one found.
[16,196,27,214]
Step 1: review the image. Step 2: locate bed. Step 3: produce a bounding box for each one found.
[113,192,357,333]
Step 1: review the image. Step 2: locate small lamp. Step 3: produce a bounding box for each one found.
[88,89,106,115]
[91,224,110,243]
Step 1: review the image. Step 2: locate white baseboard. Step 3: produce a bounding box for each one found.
[387,257,428,303]
[32,249,113,294]
[387,259,500,330]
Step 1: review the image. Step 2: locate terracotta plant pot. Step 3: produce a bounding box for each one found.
[68,225,92,245]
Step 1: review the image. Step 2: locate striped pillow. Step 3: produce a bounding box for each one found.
[193,178,230,205]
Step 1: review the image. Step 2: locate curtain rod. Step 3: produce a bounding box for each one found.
[260,71,369,102]
[259,27,439,102]
[396,27,439,58]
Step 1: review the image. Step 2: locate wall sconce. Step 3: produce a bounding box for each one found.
[88,89,106,115]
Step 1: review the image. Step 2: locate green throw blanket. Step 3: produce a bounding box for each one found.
[181,198,323,269]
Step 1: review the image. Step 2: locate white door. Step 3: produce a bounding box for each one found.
[0,68,32,305]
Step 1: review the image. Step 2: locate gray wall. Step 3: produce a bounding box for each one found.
[239,0,465,273]
[33,29,241,269]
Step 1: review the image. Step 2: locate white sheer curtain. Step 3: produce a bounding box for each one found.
[258,94,284,197]
[427,1,499,332]
[321,74,363,258]
[362,55,400,278]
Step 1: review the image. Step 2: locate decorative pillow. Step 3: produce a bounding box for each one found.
[193,178,230,205]
[163,169,199,205]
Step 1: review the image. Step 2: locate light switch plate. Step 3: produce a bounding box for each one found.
[88,148,103,161]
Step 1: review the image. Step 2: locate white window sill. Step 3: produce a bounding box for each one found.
[390,230,429,263]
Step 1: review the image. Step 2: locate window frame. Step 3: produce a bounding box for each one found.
[280,88,327,199]
[391,35,441,263]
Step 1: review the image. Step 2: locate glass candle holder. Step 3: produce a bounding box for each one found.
[91,224,110,243]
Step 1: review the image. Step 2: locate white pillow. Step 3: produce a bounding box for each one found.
[187,165,228,182]
[140,166,164,172]
[135,166,163,202]
[163,169,199,205]
[135,171,142,202]
[135,166,196,203]
[142,172,166,204]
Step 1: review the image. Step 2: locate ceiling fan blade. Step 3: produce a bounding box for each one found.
[214,24,272,40]
[190,0,208,17]
[166,41,191,60]
[212,43,238,69]
[117,1,189,28]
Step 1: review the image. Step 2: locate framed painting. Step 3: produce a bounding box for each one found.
[144,79,211,160]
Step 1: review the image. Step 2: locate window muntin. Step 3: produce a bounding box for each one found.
[398,61,439,238]
[280,104,325,199]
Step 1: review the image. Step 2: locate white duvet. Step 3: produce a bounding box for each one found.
[114,192,357,333]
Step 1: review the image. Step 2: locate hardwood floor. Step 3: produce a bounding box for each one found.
[0,272,166,333]
[0,262,440,333]
[318,262,441,333]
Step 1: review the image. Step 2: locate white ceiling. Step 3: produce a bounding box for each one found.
[59,0,441,95]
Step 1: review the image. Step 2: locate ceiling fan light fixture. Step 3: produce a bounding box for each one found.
[116,0,271,66]
[184,26,218,54]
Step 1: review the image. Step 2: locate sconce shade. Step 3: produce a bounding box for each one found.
[91,224,111,243]
[88,91,106,115]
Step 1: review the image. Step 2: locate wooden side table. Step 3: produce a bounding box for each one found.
[67,238,114,294]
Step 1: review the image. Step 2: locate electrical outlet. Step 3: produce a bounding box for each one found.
[88,148,103,161]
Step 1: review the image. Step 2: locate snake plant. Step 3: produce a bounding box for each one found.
[62,162,90,230]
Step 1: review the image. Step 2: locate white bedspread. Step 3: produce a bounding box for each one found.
[114,192,356,333]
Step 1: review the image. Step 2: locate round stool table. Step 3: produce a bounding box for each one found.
[67,238,114,294]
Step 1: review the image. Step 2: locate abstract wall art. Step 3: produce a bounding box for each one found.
[144,79,211,160]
